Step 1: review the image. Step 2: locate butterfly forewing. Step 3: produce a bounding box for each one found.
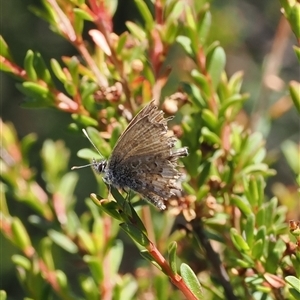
[116,99,160,140]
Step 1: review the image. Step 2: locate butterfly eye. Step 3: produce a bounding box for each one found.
[92,159,107,174]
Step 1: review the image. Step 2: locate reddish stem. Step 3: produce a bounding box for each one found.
[147,242,199,300]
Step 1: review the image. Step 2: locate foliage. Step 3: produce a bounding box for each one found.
[1,0,299,299]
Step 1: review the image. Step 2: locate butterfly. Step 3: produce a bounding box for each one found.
[73,100,188,210]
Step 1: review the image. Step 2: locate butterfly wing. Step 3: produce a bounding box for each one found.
[113,99,161,147]
[121,150,187,210]
[105,100,188,210]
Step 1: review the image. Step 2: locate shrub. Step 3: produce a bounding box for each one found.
[1,0,299,299]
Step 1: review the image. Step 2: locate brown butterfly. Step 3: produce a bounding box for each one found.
[73,100,188,210]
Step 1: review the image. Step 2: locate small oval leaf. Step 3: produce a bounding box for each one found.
[180,263,203,299]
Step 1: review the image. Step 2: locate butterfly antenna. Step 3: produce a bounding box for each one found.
[82,129,104,159]
[71,163,93,170]
[71,129,104,170]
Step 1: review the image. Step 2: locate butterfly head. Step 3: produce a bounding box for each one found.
[92,158,107,174]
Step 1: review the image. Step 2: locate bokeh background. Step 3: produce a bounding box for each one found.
[1,0,299,298]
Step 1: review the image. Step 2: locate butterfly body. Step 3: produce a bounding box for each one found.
[91,100,188,210]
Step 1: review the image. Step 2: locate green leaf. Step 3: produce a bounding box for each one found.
[196,185,210,200]
[24,50,37,81]
[110,187,133,219]
[71,114,99,127]
[242,163,273,176]
[291,254,300,278]
[120,223,150,247]
[247,176,259,207]
[164,0,179,18]
[90,194,123,221]
[201,109,218,130]
[116,32,128,55]
[51,59,67,83]
[153,275,169,300]
[29,1,56,25]
[55,270,72,296]
[230,195,252,216]
[77,228,96,254]
[109,125,122,149]
[207,46,226,89]
[182,182,196,196]
[68,56,80,85]
[251,239,264,260]
[17,82,53,106]
[58,173,78,200]
[180,263,203,299]
[77,148,102,160]
[20,133,37,163]
[81,82,98,105]
[117,275,138,300]
[168,241,178,274]
[279,0,291,15]
[163,18,179,44]
[244,175,265,207]
[281,140,300,174]
[255,226,266,246]
[230,228,250,252]
[185,6,197,31]
[176,36,193,57]
[287,2,300,38]
[289,288,300,300]
[228,71,244,94]
[83,255,103,282]
[197,9,211,43]
[35,52,52,85]
[244,213,255,247]
[168,1,185,20]
[39,237,55,270]
[197,160,211,187]
[48,229,78,253]
[134,0,154,30]
[293,45,300,63]
[64,80,77,97]
[191,69,210,97]
[286,275,300,293]
[289,80,300,115]
[80,275,99,300]
[201,127,221,145]
[219,94,248,117]
[11,218,32,252]
[235,258,251,268]
[11,254,31,270]
[108,240,124,275]
[0,290,7,300]
[254,285,272,293]
[240,253,255,268]
[263,197,277,232]
[106,0,118,15]
[41,140,70,186]
[73,8,94,21]
[125,21,146,41]
[182,83,205,109]
[242,132,264,162]
[0,36,13,60]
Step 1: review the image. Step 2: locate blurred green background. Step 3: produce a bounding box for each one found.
[1,0,299,298]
